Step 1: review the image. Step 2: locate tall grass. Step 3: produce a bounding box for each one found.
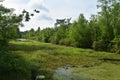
[8,41,120,80]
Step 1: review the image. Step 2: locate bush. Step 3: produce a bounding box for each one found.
[0,51,32,80]
[107,41,117,53]
[0,40,8,47]
[109,41,120,54]
[59,39,65,45]
[50,36,59,44]
[92,40,109,51]
[116,41,120,54]
[59,38,72,46]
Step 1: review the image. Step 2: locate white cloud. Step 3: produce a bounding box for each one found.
[27,0,49,12]
[37,14,53,21]
[2,0,52,31]
[2,0,98,31]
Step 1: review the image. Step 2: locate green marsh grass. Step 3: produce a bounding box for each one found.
[9,41,120,80]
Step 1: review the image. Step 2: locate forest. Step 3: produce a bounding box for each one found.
[1,0,120,80]
[20,0,120,53]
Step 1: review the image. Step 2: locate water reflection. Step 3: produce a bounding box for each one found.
[53,65,91,80]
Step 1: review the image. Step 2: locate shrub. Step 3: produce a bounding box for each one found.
[114,41,120,54]
[92,40,109,51]
[116,41,120,54]
[59,38,72,46]
[108,40,120,54]
[0,51,32,80]
[50,36,59,44]
[107,41,117,53]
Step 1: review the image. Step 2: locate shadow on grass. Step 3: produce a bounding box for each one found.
[0,50,35,80]
[8,43,57,52]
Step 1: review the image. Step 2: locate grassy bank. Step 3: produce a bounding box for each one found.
[9,41,120,80]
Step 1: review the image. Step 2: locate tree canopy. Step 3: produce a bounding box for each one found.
[20,0,120,53]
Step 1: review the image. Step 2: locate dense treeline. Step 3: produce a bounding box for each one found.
[21,0,120,53]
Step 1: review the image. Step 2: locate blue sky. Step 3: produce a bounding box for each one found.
[2,0,98,31]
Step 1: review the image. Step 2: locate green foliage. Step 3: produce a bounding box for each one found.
[25,28,36,40]
[40,28,54,42]
[69,14,93,48]
[1,0,120,79]
[0,51,32,80]
[109,40,120,54]
[51,25,69,44]
[89,15,102,41]
[116,41,120,53]
[92,40,108,51]
[19,0,120,53]
[59,38,72,46]
[0,5,39,80]
[0,5,22,47]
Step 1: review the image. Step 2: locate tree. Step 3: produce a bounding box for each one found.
[110,0,120,39]
[69,14,93,48]
[51,18,71,44]
[35,27,41,41]
[40,28,54,42]
[0,4,36,80]
[0,5,23,47]
[89,15,101,42]
[93,0,115,51]
[98,0,114,41]
[54,18,71,27]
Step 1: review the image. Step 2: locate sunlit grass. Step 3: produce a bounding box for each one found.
[9,40,120,80]
[9,41,120,70]
[69,62,120,80]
